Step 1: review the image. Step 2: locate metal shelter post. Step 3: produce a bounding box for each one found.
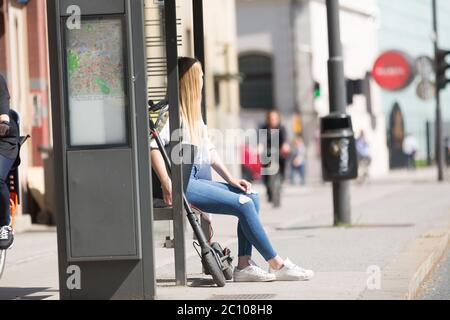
[192,0,206,122]
[164,0,187,286]
[326,0,352,225]
[192,0,210,241]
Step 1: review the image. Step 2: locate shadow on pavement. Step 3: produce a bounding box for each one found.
[188,278,217,288]
[277,223,415,231]
[157,277,218,288]
[0,287,55,300]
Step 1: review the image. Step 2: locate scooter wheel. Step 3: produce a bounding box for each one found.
[211,243,234,281]
[202,251,226,287]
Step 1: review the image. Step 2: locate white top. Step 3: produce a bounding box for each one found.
[403,135,418,155]
[150,119,215,165]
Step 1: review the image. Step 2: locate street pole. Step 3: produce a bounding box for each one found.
[326,0,351,225]
[432,0,445,182]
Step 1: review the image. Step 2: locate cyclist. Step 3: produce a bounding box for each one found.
[0,74,19,250]
[151,57,314,282]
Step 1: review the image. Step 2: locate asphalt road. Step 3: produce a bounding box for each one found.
[421,248,450,300]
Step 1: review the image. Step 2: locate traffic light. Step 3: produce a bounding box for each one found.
[436,48,450,90]
[346,78,364,106]
[313,81,321,98]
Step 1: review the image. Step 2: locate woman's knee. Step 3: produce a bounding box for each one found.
[237,197,259,219]
[246,192,260,213]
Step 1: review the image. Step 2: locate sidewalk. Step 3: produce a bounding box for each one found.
[1,168,450,300]
[156,168,450,300]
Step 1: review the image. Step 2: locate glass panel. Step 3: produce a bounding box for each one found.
[65,17,128,147]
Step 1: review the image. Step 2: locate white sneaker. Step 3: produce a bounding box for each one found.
[233,260,276,282]
[269,258,314,281]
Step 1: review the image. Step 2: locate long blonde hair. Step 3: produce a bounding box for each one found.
[178,57,204,146]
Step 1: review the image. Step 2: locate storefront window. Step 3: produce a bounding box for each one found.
[239,54,274,110]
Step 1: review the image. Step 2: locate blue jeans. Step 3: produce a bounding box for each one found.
[185,164,277,261]
[0,154,14,227]
[290,164,305,185]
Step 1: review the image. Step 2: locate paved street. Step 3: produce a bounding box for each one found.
[0,168,450,300]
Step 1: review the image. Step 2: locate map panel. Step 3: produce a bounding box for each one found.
[65,17,128,147]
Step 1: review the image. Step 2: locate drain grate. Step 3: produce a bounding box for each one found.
[208,294,276,300]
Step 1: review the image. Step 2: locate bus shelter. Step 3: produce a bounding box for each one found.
[47,0,207,300]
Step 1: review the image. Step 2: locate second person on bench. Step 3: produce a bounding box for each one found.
[150,57,314,282]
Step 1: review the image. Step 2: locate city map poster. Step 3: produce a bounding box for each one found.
[65,17,128,147]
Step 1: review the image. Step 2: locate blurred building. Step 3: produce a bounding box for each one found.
[0,0,50,229]
[236,0,389,178]
[376,0,450,168]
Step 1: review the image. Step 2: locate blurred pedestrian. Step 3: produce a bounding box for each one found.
[241,142,261,182]
[259,109,290,202]
[356,130,371,182]
[445,137,450,167]
[403,133,418,170]
[289,137,306,185]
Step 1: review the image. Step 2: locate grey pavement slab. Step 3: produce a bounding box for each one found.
[0,227,58,300]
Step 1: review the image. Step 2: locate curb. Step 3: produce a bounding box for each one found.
[407,227,450,299]
[360,223,450,300]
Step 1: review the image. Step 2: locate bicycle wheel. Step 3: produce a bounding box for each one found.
[202,250,226,287]
[0,250,6,280]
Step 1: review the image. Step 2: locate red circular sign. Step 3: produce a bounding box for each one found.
[372,51,414,91]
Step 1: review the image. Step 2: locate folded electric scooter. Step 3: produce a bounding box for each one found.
[149,100,233,287]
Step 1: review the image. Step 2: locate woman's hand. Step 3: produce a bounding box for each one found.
[0,114,10,123]
[230,178,252,194]
[161,177,173,206]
